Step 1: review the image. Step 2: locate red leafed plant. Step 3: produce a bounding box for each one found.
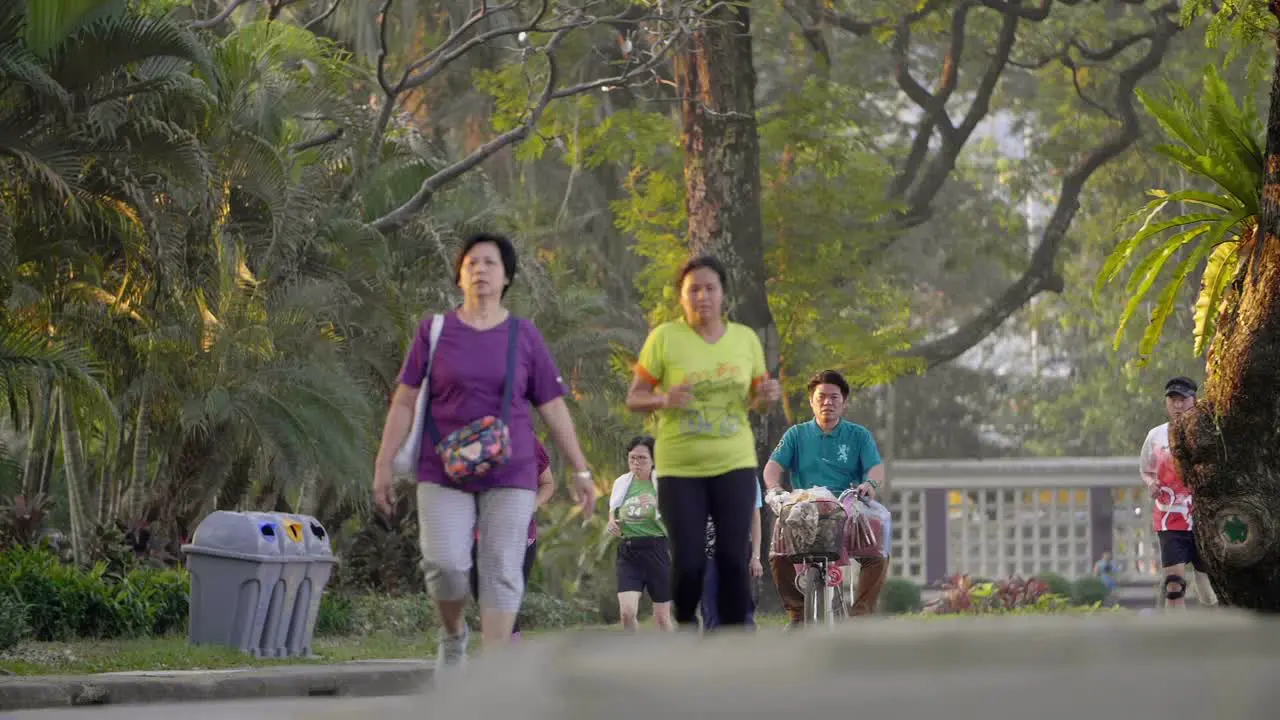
[0,493,52,549]
[924,573,1059,614]
[988,575,1051,610]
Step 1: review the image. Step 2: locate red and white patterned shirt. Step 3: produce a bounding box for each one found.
[1140,423,1193,532]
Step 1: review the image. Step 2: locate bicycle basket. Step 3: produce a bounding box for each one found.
[771,498,846,560]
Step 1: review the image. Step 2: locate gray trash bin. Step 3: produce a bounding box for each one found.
[182,511,287,656]
[283,514,338,658]
[259,513,309,657]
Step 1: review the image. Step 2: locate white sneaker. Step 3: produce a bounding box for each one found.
[434,624,469,679]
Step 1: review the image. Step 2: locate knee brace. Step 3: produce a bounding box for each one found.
[1164,574,1187,600]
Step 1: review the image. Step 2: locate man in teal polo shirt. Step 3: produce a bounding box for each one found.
[763,369,888,625]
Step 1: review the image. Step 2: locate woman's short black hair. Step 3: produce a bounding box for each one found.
[455,232,518,297]
[807,369,850,399]
[625,435,656,458]
[676,254,728,292]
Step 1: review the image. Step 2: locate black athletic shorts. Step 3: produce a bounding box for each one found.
[1158,530,1205,572]
[616,536,672,603]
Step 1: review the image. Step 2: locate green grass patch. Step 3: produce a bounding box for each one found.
[0,633,436,676]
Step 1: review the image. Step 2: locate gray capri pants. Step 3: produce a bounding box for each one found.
[416,482,537,613]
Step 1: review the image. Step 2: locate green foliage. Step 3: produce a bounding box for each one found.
[757,79,916,390]
[879,577,923,615]
[1036,571,1074,599]
[618,166,690,326]
[532,501,618,600]
[0,592,31,652]
[518,589,603,629]
[334,515,423,595]
[601,76,918,392]
[0,547,188,641]
[314,590,356,637]
[1098,65,1262,364]
[1181,0,1276,63]
[313,589,602,638]
[1071,576,1113,607]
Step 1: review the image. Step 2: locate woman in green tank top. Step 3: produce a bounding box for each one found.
[606,436,673,631]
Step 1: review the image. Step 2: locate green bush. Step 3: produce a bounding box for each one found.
[1071,576,1113,607]
[316,590,604,638]
[879,578,923,614]
[122,566,190,636]
[0,546,607,644]
[0,547,189,641]
[0,592,30,652]
[518,591,603,630]
[1035,572,1074,600]
[315,592,356,637]
[2,546,72,640]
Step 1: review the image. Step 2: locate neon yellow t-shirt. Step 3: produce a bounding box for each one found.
[635,320,766,478]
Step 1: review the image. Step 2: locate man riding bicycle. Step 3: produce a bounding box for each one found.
[763,370,887,628]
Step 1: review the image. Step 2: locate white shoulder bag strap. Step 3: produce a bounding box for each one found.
[392,314,444,477]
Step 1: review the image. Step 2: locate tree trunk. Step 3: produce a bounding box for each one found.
[1171,25,1280,611]
[675,1,784,611]
[126,378,150,524]
[57,389,89,566]
[674,0,779,436]
[38,406,56,496]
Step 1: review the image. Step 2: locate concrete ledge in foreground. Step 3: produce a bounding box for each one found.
[0,659,432,711]
[325,611,1280,720]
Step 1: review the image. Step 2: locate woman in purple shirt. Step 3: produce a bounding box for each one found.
[373,233,596,675]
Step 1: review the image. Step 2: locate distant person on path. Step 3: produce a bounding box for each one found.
[763,370,888,627]
[373,232,597,675]
[1139,376,1217,609]
[625,254,782,630]
[699,480,765,631]
[606,435,674,632]
[469,438,554,640]
[1092,550,1118,599]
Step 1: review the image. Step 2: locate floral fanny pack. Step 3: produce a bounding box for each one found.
[425,317,519,484]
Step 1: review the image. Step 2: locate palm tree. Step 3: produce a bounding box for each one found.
[0,0,214,560]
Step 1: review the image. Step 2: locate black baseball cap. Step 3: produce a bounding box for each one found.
[1164,376,1198,398]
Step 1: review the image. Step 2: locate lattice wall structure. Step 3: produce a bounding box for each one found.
[883,457,1157,585]
[885,489,928,585]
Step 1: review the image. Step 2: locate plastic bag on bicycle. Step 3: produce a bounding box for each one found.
[768,495,846,559]
[840,494,891,558]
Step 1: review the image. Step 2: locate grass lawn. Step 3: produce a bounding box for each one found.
[0,614,797,676]
[2,610,1117,676]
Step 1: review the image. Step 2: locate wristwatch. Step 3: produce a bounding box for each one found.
[574,469,592,480]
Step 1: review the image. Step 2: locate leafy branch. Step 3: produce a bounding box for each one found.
[819,0,1181,367]
[359,0,698,234]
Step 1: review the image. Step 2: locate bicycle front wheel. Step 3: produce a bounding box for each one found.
[802,565,825,626]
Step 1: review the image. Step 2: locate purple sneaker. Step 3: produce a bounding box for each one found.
[511,631,521,642]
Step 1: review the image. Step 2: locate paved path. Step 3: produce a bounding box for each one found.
[6,611,1279,720]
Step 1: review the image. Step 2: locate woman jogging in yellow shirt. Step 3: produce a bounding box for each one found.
[626,255,781,630]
